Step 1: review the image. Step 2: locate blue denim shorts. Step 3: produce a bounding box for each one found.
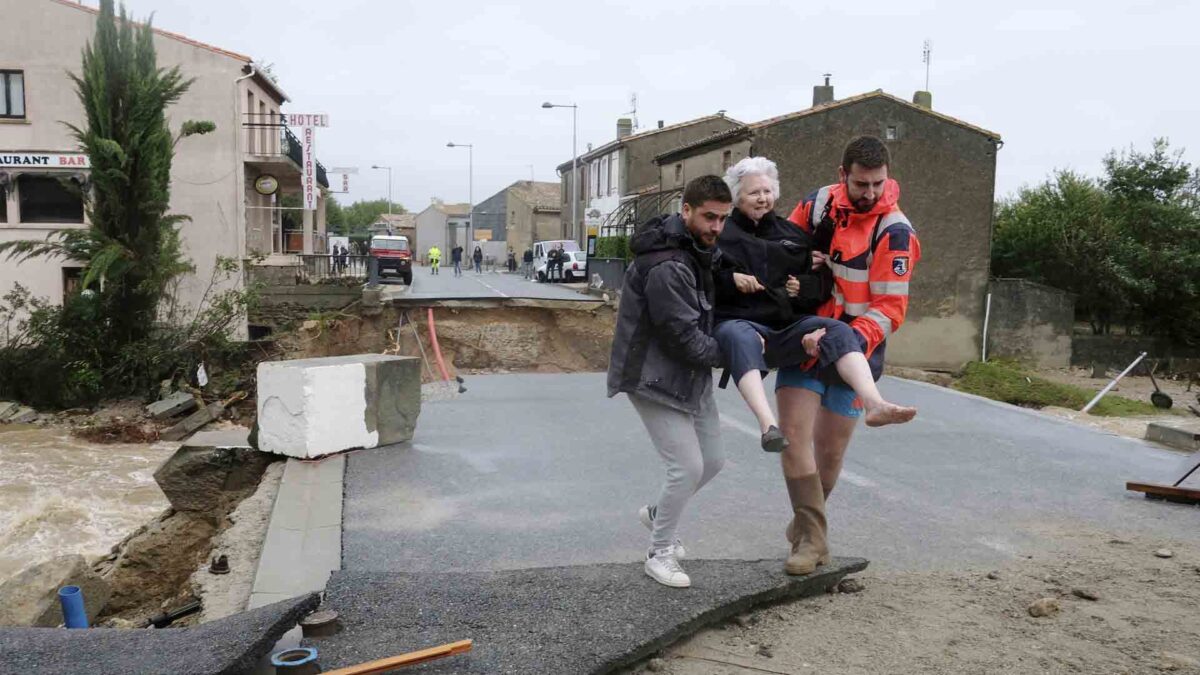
[775,366,863,419]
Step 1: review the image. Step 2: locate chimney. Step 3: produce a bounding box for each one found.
[616,118,634,140]
[813,73,834,106]
[912,90,933,109]
[657,120,664,129]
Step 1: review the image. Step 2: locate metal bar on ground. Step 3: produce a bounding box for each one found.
[1081,351,1147,414]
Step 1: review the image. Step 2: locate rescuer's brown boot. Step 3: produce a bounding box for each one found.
[784,473,830,576]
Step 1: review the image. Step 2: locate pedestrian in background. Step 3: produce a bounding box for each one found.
[522,247,534,279]
[451,245,464,277]
[473,246,484,274]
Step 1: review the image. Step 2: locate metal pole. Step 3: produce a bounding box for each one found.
[981,292,992,362]
[387,167,393,216]
[468,145,474,246]
[1081,351,1147,414]
[571,104,578,244]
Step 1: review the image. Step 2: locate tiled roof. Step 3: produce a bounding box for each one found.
[508,180,561,212]
[751,90,1001,141]
[653,125,754,164]
[435,202,471,217]
[556,113,744,172]
[374,213,416,228]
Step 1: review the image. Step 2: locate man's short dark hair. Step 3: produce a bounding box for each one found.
[682,175,732,207]
[841,136,890,173]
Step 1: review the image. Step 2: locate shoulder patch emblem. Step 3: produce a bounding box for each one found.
[893,256,910,277]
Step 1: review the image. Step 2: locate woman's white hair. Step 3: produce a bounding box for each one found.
[723,156,781,203]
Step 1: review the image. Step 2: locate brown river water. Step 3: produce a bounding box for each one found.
[0,425,174,583]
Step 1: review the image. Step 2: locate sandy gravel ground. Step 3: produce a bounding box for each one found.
[623,526,1200,675]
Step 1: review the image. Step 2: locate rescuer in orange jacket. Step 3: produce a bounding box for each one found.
[774,136,921,575]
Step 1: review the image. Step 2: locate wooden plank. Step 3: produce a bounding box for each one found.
[321,639,473,675]
[1126,481,1200,505]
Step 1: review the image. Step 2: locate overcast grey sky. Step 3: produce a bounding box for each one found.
[129,0,1199,210]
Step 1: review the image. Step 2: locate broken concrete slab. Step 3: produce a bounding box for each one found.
[4,407,37,425]
[310,557,867,674]
[152,428,273,514]
[146,391,197,420]
[1146,423,1200,452]
[0,555,111,627]
[257,354,421,458]
[159,402,224,442]
[0,401,18,421]
[0,593,319,675]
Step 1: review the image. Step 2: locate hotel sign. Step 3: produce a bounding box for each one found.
[0,153,90,168]
[286,113,328,128]
[287,113,328,210]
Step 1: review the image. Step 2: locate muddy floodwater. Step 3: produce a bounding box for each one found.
[0,425,174,583]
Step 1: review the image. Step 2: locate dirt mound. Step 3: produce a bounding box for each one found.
[277,303,616,379]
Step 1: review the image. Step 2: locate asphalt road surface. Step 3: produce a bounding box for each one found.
[342,372,1199,574]
[403,265,597,302]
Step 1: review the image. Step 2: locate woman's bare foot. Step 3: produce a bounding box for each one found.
[864,402,917,427]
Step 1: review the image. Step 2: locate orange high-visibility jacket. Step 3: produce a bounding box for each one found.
[787,179,920,359]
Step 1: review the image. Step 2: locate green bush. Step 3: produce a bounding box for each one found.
[595,236,630,261]
[0,259,258,409]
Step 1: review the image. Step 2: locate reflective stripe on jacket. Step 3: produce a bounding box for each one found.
[787,179,920,359]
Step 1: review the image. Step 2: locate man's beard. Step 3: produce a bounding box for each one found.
[846,182,878,213]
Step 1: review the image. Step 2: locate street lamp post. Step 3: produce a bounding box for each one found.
[446,142,474,246]
[370,164,393,216]
[541,102,578,244]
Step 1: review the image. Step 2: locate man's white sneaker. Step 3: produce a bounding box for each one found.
[645,548,691,588]
[638,505,687,559]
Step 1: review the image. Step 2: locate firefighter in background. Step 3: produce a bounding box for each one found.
[428,245,441,275]
[773,135,922,575]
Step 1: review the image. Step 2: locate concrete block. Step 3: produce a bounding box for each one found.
[1146,423,1200,452]
[257,355,421,458]
[0,402,19,421]
[145,391,197,420]
[0,555,111,627]
[5,407,37,425]
[153,428,272,513]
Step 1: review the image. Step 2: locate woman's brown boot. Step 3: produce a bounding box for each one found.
[784,473,830,575]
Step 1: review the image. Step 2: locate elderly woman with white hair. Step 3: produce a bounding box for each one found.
[712,156,915,575]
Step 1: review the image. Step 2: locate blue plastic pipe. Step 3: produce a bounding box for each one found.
[58,586,88,628]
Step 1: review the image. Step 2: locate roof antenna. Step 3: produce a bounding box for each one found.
[923,39,932,91]
[624,93,639,131]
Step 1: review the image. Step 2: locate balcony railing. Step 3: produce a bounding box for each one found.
[244,113,330,188]
[298,254,369,284]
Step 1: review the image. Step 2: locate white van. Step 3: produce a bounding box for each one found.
[533,239,580,270]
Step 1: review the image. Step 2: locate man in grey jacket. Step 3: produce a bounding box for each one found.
[607,175,733,588]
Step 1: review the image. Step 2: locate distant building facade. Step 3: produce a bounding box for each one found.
[555,114,742,245]
[413,199,469,261]
[473,180,562,255]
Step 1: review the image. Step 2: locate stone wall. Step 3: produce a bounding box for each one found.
[246,264,360,330]
[986,279,1075,368]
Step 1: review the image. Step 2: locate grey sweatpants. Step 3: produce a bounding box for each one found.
[629,388,725,551]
